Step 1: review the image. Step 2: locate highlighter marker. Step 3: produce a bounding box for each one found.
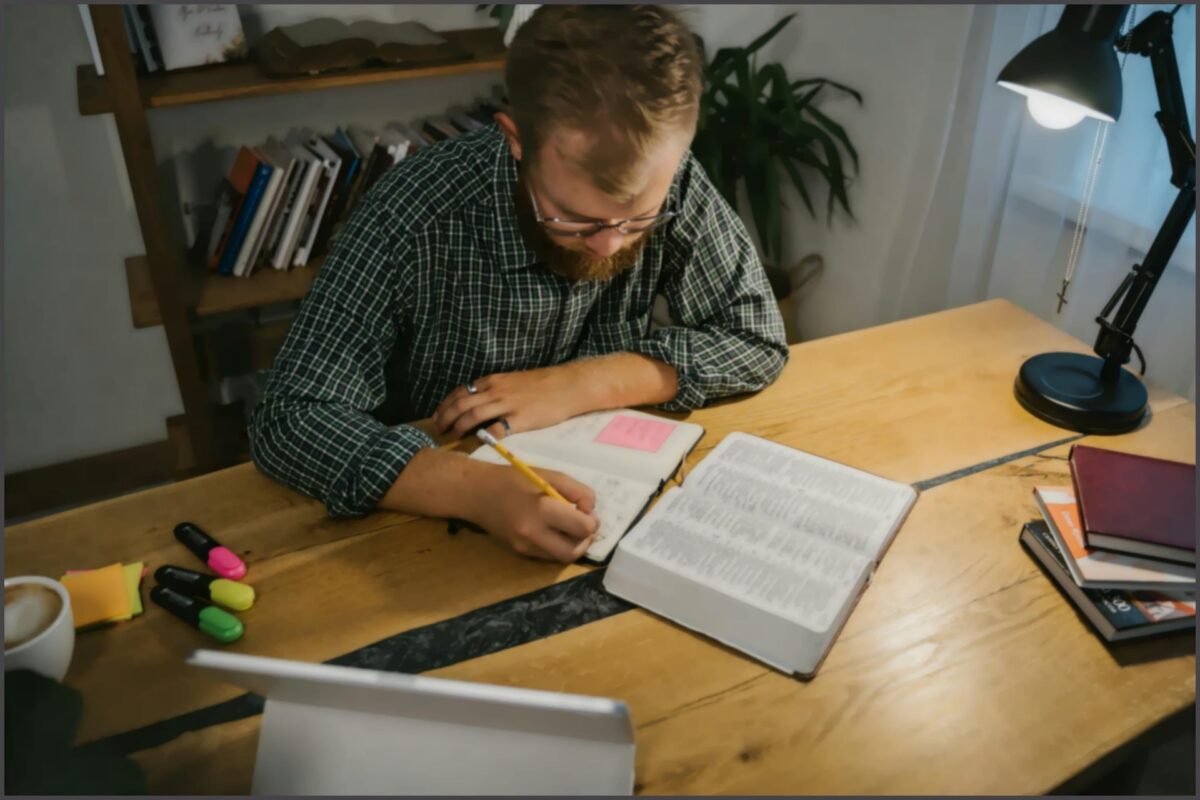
[150,585,244,643]
[174,522,247,580]
[155,565,256,611]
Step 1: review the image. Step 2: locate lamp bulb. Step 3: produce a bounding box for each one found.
[1026,94,1087,130]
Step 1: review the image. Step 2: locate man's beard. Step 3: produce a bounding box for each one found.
[513,171,649,282]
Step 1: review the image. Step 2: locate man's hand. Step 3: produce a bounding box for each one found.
[480,465,600,561]
[432,363,589,440]
[432,353,679,440]
[378,449,600,563]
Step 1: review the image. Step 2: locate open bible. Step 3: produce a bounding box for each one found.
[470,410,704,563]
[603,433,918,677]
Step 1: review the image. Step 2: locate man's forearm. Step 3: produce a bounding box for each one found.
[377,447,496,522]
[570,351,678,414]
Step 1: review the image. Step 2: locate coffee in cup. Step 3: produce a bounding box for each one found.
[4,576,75,682]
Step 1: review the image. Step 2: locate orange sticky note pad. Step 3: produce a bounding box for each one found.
[60,563,133,629]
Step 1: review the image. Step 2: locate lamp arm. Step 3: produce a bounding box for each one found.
[1116,10,1195,189]
[1093,10,1196,384]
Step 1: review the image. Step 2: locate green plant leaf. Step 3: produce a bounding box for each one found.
[791,120,851,218]
[791,77,864,104]
[745,13,795,59]
[780,156,817,218]
[805,103,859,171]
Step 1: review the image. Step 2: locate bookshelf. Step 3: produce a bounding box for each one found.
[82,7,505,473]
[76,27,505,115]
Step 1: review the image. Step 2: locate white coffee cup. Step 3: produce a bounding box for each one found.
[4,575,75,682]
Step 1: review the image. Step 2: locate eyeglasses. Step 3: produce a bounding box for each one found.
[528,187,678,238]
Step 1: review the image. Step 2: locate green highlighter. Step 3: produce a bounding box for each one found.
[150,585,243,643]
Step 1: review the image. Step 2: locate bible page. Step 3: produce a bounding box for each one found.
[617,487,871,632]
[684,432,917,562]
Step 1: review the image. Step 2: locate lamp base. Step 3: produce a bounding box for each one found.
[1014,352,1147,434]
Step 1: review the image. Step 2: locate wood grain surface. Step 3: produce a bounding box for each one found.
[6,300,1194,794]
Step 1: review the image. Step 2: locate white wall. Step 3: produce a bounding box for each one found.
[3,4,501,472]
[6,5,1190,473]
[686,5,978,340]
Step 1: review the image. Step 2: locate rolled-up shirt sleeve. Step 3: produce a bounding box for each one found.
[249,199,435,518]
[595,155,789,412]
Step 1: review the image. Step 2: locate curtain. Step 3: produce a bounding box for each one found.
[904,3,1195,400]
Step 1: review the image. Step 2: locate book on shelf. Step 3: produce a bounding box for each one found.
[145,4,248,71]
[275,135,323,270]
[78,5,105,76]
[258,138,304,268]
[1020,520,1195,643]
[255,19,466,79]
[240,140,298,277]
[422,117,461,143]
[318,129,364,244]
[124,4,161,73]
[214,147,272,276]
[469,409,705,564]
[449,113,484,134]
[388,121,431,150]
[291,131,340,268]
[1069,445,1196,565]
[232,147,286,278]
[603,433,918,677]
[1032,486,1194,592]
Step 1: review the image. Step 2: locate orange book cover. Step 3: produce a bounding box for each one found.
[208,147,261,270]
[1032,486,1194,590]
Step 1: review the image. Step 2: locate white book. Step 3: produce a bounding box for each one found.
[292,132,340,267]
[188,650,635,795]
[275,135,322,270]
[244,139,298,275]
[233,148,284,278]
[78,6,104,75]
[470,409,704,563]
[258,138,302,261]
[604,432,918,677]
[378,127,411,165]
[388,121,430,149]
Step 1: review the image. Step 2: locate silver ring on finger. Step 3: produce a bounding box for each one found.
[500,417,511,435]
[466,381,478,395]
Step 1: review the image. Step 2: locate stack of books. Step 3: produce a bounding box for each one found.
[205,101,501,279]
[1021,444,1196,643]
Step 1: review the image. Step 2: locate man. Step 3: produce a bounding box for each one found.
[250,5,788,562]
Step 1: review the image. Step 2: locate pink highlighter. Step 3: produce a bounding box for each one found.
[174,522,247,581]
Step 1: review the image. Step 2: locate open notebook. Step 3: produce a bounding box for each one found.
[470,409,704,563]
[603,433,918,677]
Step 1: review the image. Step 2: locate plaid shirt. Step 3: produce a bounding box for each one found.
[250,125,788,517]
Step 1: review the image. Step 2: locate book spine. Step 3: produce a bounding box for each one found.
[274,161,318,270]
[218,163,272,276]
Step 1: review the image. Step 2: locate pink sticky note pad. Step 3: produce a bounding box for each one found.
[594,414,677,453]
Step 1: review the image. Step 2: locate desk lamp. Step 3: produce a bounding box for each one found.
[996,4,1195,433]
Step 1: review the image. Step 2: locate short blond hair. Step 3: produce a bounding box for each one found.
[505,4,703,198]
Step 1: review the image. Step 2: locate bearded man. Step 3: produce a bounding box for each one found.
[250,5,788,562]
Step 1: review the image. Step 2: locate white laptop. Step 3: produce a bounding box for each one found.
[188,650,635,796]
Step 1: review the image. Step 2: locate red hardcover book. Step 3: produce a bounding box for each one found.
[1069,444,1196,565]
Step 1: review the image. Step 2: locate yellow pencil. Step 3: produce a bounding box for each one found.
[476,429,570,504]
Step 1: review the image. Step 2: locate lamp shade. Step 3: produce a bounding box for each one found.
[997,4,1128,127]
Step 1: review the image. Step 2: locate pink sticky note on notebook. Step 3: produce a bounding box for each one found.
[594,414,677,453]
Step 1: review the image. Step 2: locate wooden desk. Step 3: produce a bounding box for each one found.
[5,299,1194,794]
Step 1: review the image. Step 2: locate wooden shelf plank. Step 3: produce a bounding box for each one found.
[78,27,504,116]
[125,255,320,328]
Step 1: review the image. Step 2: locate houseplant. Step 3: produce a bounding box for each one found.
[691,14,862,298]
